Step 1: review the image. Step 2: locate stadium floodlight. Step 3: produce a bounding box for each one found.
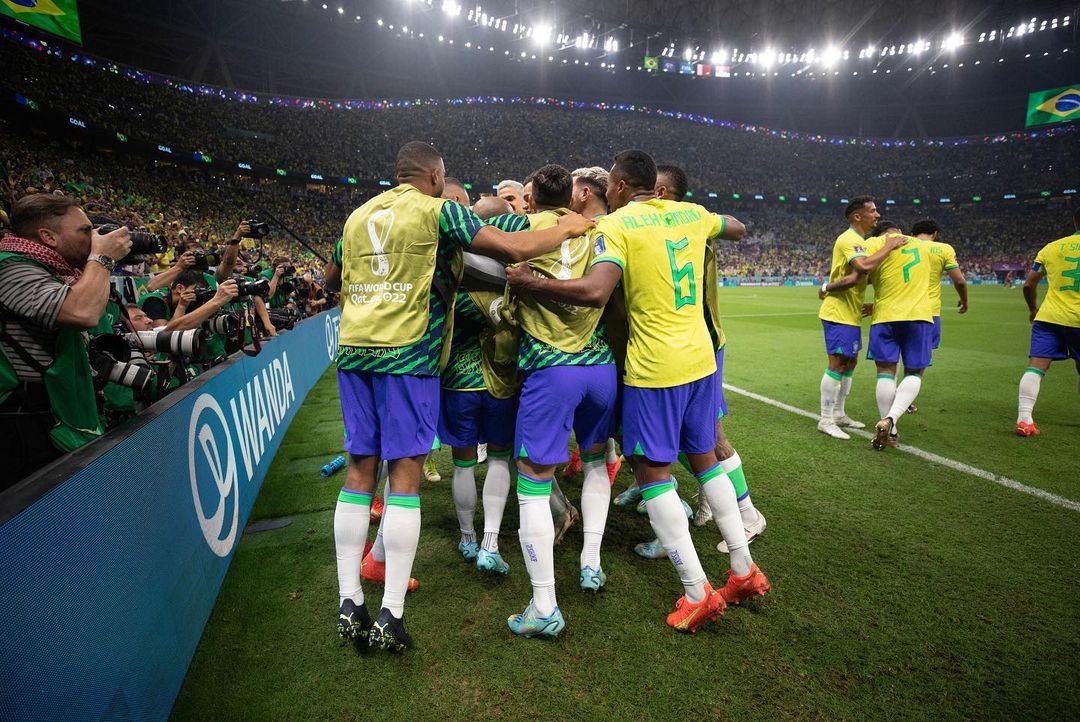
[336,7,343,15]
[822,45,842,67]
[534,24,552,46]
[943,32,963,50]
[760,48,775,67]
[377,18,383,26]
[683,47,693,61]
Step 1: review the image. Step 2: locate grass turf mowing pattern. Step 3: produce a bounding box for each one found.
[173,286,1079,720]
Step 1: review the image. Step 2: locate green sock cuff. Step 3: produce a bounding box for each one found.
[825,369,843,381]
[639,480,676,501]
[726,464,749,498]
[842,369,855,378]
[337,489,373,505]
[386,493,420,509]
[1024,367,1046,378]
[486,449,512,459]
[695,463,726,486]
[516,473,552,497]
[876,373,896,380]
[452,458,477,468]
[580,451,606,464]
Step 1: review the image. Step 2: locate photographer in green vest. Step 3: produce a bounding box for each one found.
[0,193,132,485]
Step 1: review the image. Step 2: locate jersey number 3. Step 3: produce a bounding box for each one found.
[666,237,697,309]
[901,247,921,283]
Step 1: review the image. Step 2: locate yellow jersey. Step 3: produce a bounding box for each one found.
[867,235,933,324]
[925,240,960,317]
[590,198,723,388]
[818,228,870,326]
[1033,233,1080,328]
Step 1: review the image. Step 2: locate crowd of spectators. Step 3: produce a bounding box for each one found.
[2,35,1076,201]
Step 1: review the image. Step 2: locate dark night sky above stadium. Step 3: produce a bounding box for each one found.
[46,0,1080,135]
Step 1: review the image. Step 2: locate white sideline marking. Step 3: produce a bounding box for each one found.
[723,383,1080,513]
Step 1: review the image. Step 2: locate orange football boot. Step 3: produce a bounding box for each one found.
[719,564,771,606]
[360,551,419,593]
[666,583,725,633]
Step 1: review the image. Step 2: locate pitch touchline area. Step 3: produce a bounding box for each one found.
[723,384,1080,513]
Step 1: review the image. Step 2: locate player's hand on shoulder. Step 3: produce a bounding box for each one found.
[862,303,873,317]
[885,232,907,250]
[557,212,595,237]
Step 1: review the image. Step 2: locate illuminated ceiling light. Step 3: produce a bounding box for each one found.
[534,23,552,46]
[822,45,842,67]
[376,18,383,26]
[683,47,693,61]
[336,7,343,15]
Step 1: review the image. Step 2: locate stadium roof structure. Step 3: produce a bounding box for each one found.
[14,0,1080,137]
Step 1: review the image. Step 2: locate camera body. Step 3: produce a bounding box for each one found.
[96,223,168,263]
[190,250,223,269]
[244,219,270,238]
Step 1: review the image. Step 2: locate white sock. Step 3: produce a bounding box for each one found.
[1017,368,1043,423]
[605,438,618,464]
[381,495,421,618]
[518,473,557,616]
[549,477,570,518]
[481,455,512,552]
[836,371,853,418]
[579,454,611,570]
[887,374,923,424]
[371,481,389,562]
[876,373,897,419]
[334,489,372,605]
[643,481,708,602]
[451,459,477,544]
[719,451,757,527]
[820,370,842,423]
[696,466,752,576]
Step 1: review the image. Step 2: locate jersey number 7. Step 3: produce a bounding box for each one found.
[901,247,921,283]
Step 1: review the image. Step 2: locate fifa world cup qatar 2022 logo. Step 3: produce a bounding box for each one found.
[188,393,240,557]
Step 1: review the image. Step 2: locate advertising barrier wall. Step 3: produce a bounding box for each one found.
[0,309,341,721]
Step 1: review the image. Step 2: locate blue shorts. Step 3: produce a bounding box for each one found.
[714,347,728,419]
[339,371,440,460]
[932,316,942,349]
[438,389,516,448]
[822,320,862,358]
[1029,321,1080,361]
[622,374,717,464]
[515,364,617,465]
[868,321,933,369]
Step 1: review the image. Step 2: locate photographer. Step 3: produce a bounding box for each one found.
[0,193,132,483]
[261,255,294,309]
[145,221,248,293]
[138,269,238,332]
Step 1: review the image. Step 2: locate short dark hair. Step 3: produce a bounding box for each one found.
[612,150,657,191]
[845,195,875,219]
[395,141,442,178]
[523,172,536,187]
[125,304,142,314]
[529,164,574,209]
[444,176,465,190]
[656,164,689,202]
[11,193,79,238]
[172,269,208,289]
[872,220,899,236]
[910,218,940,236]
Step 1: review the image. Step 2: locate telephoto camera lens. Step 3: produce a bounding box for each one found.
[106,358,154,394]
[124,329,204,357]
[202,313,239,336]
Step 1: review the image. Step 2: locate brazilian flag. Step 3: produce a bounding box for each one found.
[1026,85,1080,127]
[1,0,81,44]
[644,55,658,71]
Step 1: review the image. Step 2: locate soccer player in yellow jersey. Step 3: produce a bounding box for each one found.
[508,150,769,634]
[816,197,903,440]
[860,220,934,450]
[911,219,969,351]
[1016,209,1080,436]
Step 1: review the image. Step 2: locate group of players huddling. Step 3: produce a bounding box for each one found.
[327,141,1079,654]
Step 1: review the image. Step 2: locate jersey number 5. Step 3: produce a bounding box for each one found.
[901,247,921,283]
[666,237,697,309]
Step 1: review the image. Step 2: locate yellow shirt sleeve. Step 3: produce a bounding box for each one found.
[944,243,959,270]
[590,219,627,271]
[707,213,726,240]
[1033,246,1048,271]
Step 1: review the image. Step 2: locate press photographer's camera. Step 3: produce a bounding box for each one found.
[190,249,222,269]
[96,223,168,258]
[244,219,270,238]
[123,328,205,358]
[88,334,154,395]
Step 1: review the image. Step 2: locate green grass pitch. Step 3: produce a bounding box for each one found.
[172,285,1079,720]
